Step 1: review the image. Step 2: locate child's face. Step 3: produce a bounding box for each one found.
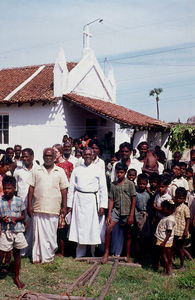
[186,171,193,179]
[150,179,158,190]
[111,157,118,165]
[3,183,15,200]
[127,171,136,182]
[116,169,126,181]
[138,179,147,191]
[120,147,131,160]
[174,194,185,206]
[180,166,186,176]
[172,165,181,177]
[159,183,167,195]
[162,206,172,216]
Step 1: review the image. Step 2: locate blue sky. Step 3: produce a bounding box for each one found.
[0,0,195,122]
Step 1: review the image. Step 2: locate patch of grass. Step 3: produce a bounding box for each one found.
[177,271,195,289]
[0,257,194,299]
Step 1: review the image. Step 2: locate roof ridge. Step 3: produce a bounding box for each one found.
[0,61,78,71]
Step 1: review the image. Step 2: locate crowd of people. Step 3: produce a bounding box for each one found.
[0,133,194,289]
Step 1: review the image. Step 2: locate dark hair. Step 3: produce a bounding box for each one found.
[88,139,101,149]
[163,169,174,177]
[171,162,180,169]
[119,142,132,151]
[179,162,187,168]
[137,173,148,183]
[149,172,160,183]
[0,155,12,166]
[161,200,175,212]
[173,151,182,158]
[115,162,128,173]
[160,175,171,186]
[2,175,16,188]
[22,148,34,156]
[190,149,195,156]
[175,187,187,198]
[14,145,22,150]
[127,168,137,175]
[75,150,82,156]
[73,139,80,145]
[5,147,14,153]
[186,167,193,174]
[137,141,148,150]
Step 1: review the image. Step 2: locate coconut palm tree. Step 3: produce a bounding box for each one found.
[149,88,163,120]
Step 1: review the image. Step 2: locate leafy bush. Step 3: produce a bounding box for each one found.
[165,124,195,153]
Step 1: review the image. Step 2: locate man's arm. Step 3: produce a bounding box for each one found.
[128,195,136,225]
[60,188,67,215]
[106,198,114,225]
[27,185,34,218]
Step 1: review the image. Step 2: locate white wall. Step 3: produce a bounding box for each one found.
[115,124,132,151]
[0,100,68,163]
[0,100,115,163]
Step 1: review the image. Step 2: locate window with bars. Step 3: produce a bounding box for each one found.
[0,114,9,144]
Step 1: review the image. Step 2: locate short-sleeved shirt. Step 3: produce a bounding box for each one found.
[174,203,190,237]
[28,164,69,215]
[154,192,172,219]
[155,214,176,245]
[0,196,25,232]
[110,178,136,216]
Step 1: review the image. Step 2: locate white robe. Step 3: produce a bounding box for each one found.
[67,163,108,245]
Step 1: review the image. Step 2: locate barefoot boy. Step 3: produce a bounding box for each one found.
[173,187,190,270]
[155,200,176,275]
[102,163,136,263]
[0,176,27,289]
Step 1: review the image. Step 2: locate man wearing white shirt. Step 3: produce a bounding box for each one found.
[14,148,37,257]
[67,147,108,257]
[63,141,78,168]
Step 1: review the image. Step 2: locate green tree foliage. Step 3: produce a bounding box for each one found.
[165,124,195,153]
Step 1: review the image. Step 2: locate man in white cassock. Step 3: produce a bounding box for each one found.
[67,147,108,257]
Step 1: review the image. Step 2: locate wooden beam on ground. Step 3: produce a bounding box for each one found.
[108,261,142,268]
[98,259,119,300]
[75,257,142,268]
[88,265,101,287]
[75,256,127,262]
[79,264,99,286]
[19,292,94,299]
[66,262,99,293]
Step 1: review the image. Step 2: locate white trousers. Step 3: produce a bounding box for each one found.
[33,213,58,263]
[76,244,96,258]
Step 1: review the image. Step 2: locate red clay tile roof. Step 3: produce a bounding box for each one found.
[64,93,168,130]
[0,63,168,129]
[0,63,76,104]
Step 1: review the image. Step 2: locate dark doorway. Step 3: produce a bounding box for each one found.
[86,119,98,138]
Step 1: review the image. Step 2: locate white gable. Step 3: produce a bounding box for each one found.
[53,47,116,102]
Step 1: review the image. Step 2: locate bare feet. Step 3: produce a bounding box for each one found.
[179,266,185,272]
[55,253,64,257]
[101,253,109,264]
[125,257,132,263]
[33,261,41,264]
[14,278,25,289]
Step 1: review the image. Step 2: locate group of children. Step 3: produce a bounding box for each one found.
[102,162,194,276]
[0,149,194,289]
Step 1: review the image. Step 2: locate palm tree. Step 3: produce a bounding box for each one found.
[149,88,163,120]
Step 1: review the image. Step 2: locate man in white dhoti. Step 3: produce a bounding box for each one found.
[14,148,38,257]
[27,148,69,264]
[67,147,108,258]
